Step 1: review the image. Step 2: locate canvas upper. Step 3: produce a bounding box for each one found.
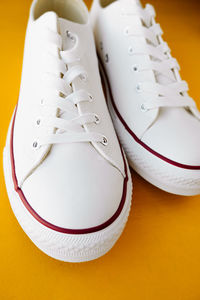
[91,0,200,167]
[12,0,128,230]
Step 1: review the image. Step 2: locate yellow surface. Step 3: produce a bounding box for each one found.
[0,0,200,299]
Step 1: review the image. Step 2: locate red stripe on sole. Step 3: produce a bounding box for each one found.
[10,106,129,235]
[99,57,200,171]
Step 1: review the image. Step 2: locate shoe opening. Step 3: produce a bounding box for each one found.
[100,0,117,8]
[33,0,88,24]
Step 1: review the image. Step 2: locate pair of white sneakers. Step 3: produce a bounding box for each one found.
[3,0,200,263]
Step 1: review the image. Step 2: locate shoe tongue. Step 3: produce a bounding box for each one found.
[36,12,86,51]
[36,11,58,32]
[58,17,85,51]
[118,0,142,8]
[58,17,86,127]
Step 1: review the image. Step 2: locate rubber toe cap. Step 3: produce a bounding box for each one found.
[21,143,125,231]
[142,108,200,167]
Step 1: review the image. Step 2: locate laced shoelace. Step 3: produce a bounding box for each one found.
[34,28,108,149]
[123,4,196,111]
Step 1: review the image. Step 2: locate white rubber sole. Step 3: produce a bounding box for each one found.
[3,115,132,262]
[100,64,200,196]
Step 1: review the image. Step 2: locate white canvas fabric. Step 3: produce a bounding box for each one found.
[3,0,132,262]
[91,0,200,196]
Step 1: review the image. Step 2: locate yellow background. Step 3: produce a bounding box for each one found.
[1,0,200,299]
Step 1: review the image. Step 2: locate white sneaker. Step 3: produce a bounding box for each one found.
[3,0,132,262]
[91,0,200,196]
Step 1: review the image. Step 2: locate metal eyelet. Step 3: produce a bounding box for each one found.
[40,98,45,105]
[128,46,134,55]
[36,119,41,126]
[88,94,94,102]
[101,136,108,146]
[141,104,148,112]
[136,83,142,93]
[132,65,139,72]
[80,74,87,82]
[94,115,100,124]
[105,54,109,63]
[124,27,130,36]
[66,30,75,42]
[32,141,39,149]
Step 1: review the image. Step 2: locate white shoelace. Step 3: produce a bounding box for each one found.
[123,4,196,111]
[35,28,107,148]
